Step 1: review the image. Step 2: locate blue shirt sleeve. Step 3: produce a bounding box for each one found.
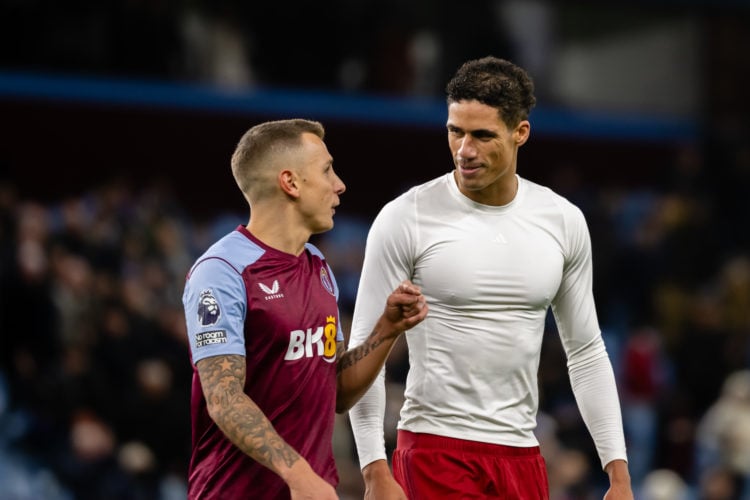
[183,257,248,364]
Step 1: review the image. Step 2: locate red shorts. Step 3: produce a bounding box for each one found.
[392,430,549,499]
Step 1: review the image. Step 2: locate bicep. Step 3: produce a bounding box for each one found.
[351,206,414,345]
[552,207,600,354]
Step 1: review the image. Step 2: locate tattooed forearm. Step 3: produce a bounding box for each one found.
[197,355,300,471]
[337,332,386,373]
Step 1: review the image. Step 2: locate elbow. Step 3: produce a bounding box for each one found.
[335,375,349,413]
[336,393,354,414]
[337,387,370,413]
[336,375,364,413]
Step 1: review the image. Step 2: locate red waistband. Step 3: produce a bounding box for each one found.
[397,430,540,456]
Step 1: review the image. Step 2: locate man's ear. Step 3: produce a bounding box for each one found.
[515,120,530,146]
[279,169,300,198]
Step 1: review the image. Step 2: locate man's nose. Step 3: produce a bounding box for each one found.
[458,136,476,157]
[335,176,346,195]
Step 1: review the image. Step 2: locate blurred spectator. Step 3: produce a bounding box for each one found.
[640,468,690,500]
[620,326,670,486]
[695,370,750,498]
[698,465,742,500]
[180,2,254,88]
[674,288,735,416]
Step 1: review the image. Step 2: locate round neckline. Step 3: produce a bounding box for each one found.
[446,172,524,214]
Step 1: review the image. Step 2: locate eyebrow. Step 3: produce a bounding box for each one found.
[447,124,498,138]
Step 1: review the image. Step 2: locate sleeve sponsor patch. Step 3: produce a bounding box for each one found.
[197,289,221,326]
[196,330,227,348]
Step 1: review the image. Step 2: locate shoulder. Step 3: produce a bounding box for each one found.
[521,177,586,221]
[305,241,325,260]
[405,173,453,202]
[377,173,452,219]
[188,228,265,278]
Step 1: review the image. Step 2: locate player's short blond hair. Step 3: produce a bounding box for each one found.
[231,119,325,203]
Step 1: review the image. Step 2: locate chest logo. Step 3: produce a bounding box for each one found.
[284,316,337,363]
[320,267,335,296]
[258,280,284,300]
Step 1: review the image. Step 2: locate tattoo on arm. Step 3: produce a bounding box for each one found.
[337,332,385,373]
[197,355,299,471]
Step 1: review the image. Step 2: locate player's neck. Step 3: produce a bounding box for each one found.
[247,217,310,255]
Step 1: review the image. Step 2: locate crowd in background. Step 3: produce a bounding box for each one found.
[0,132,749,499]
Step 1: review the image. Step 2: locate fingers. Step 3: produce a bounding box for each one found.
[384,280,428,328]
[390,284,424,310]
[394,281,427,323]
[397,280,421,295]
[403,301,428,326]
[400,294,426,317]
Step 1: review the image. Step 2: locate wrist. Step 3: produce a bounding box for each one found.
[605,459,631,484]
[362,459,393,482]
[374,315,404,342]
[279,456,310,485]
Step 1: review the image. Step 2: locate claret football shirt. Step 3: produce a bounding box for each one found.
[183,225,344,499]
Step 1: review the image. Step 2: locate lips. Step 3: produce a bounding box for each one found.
[459,164,482,175]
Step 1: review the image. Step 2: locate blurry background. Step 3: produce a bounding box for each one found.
[0,1,749,499]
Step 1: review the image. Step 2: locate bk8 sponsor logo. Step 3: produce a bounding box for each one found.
[284,316,337,363]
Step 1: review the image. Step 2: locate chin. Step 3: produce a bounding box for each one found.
[457,177,487,191]
[313,220,335,234]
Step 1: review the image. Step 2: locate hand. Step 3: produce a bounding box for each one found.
[603,483,634,500]
[364,477,407,500]
[286,460,339,499]
[362,460,407,500]
[289,482,338,500]
[382,280,428,336]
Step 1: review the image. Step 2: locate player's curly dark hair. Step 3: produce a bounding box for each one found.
[446,56,537,128]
